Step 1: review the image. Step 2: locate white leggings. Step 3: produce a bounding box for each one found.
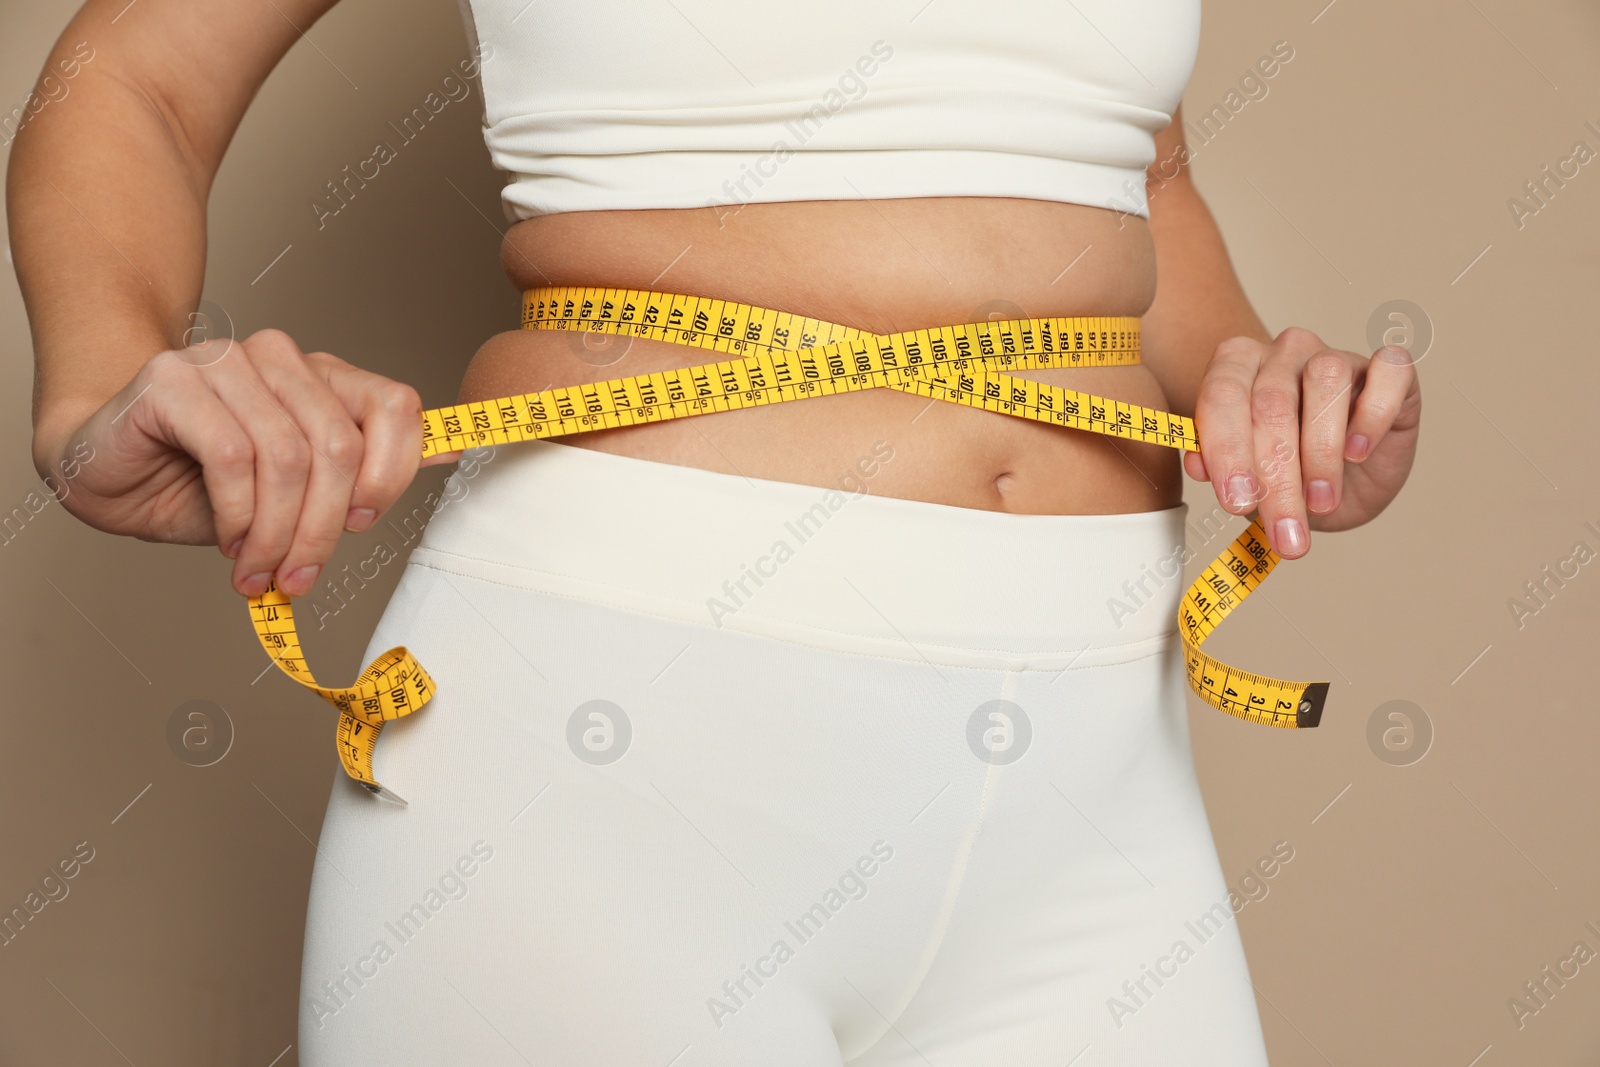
[299,438,1270,1066]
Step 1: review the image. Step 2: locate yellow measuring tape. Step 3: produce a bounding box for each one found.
[248,285,1328,802]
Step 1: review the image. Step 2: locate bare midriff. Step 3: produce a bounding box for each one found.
[457,196,1183,515]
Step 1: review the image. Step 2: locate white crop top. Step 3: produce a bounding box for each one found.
[455,0,1199,222]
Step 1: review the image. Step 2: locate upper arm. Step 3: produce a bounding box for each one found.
[1148,103,1195,198]
[50,0,345,178]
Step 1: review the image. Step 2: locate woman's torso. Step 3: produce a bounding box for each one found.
[459,199,1181,514]
[453,0,1199,515]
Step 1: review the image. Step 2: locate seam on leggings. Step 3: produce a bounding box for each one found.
[844,664,1020,1062]
[406,554,1175,674]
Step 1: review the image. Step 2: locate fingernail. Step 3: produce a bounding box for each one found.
[1225,474,1258,510]
[1274,517,1307,557]
[1346,434,1370,461]
[224,538,244,559]
[345,507,377,532]
[279,564,320,596]
[242,572,273,596]
[1306,479,1334,513]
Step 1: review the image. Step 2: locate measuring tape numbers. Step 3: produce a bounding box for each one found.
[248,285,1328,803]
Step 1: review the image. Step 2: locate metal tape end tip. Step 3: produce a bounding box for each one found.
[365,782,409,807]
[1297,682,1330,729]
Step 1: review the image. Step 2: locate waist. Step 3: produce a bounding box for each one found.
[498,196,1155,316]
[411,439,1190,670]
[457,196,1181,514]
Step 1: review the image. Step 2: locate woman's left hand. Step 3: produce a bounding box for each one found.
[1183,327,1422,560]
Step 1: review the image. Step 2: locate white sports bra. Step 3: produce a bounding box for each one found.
[455,0,1199,222]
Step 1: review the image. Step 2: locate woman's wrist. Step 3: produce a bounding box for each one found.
[31,396,102,489]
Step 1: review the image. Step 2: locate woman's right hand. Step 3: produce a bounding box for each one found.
[33,328,458,599]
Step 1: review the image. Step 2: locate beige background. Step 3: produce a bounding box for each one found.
[2,0,1596,1063]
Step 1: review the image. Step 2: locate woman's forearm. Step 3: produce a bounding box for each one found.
[1137,109,1273,420]
[11,26,206,468]
[10,0,332,474]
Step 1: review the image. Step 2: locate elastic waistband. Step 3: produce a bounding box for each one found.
[409,440,1191,671]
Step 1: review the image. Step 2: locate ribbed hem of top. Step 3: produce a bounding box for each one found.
[489,146,1150,222]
